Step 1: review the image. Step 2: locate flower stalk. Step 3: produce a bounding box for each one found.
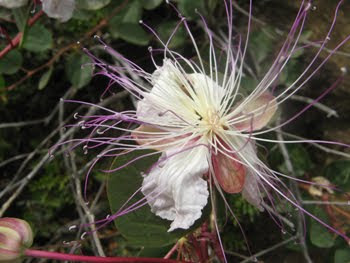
[0,217,190,262]
[24,249,187,263]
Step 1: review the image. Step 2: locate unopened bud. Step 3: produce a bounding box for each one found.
[0,218,33,261]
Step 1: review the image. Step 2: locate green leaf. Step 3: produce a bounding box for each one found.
[38,67,53,90]
[157,21,186,49]
[12,6,31,47]
[310,206,335,248]
[0,49,23,75]
[22,23,53,52]
[279,59,303,86]
[286,144,312,177]
[109,0,142,25]
[12,7,27,31]
[138,245,173,257]
[108,0,146,44]
[324,160,350,191]
[110,23,150,46]
[240,76,259,95]
[122,0,142,23]
[334,248,350,263]
[269,144,312,177]
[178,0,205,20]
[287,31,311,59]
[108,0,144,42]
[107,150,210,248]
[76,0,111,10]
[65,53,93,89]
[299,30,313,43]
[142,0,162,10]
[208,0,218,11]
[249,28,275,65]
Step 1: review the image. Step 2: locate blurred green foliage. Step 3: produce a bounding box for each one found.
[24,161,73,238]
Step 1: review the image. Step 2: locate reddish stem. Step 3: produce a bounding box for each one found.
[211,233,225,263]
[25,249,184,263]
[0,10,44,59]
[188,234,203,262]
[164,242,179,259]
[200,223,209,260]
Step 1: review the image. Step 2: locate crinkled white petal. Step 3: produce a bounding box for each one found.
[137,59,225,127]
[41,0,75,22]
[0,0,27,8]
[141,145,209,232]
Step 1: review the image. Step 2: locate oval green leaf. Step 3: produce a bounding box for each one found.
[324,160,350,191]
[178,0,205,20]
[110,23,150,46]
[334,248,350,263]
[310,206,335,248]
[38,67,53,90]
[142,0,162,10]
[65,52,93,89]
[0,49,23,75]
[157,21,186,49]
[23,23,53,53]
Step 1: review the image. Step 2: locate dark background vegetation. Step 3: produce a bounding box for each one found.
[0,0,349,262]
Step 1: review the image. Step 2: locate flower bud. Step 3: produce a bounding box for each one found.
[0,218,33,261]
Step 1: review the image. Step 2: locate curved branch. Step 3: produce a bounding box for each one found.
[0,10,44,59]
[5,0,129,91]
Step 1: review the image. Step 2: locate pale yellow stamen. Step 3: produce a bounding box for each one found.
[201,109,226,138]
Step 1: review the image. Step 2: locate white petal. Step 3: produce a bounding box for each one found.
[228,135,259,166]
[141,145,209,231]
[221,135,263,210]
[41,0,75,22]
[0,0,27,8]
[151,59,183,88]
[242,173,264,211]
[136,98,180,127]
[187,73,226,113]
[232,92,277,131]
[137,60,202,126]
